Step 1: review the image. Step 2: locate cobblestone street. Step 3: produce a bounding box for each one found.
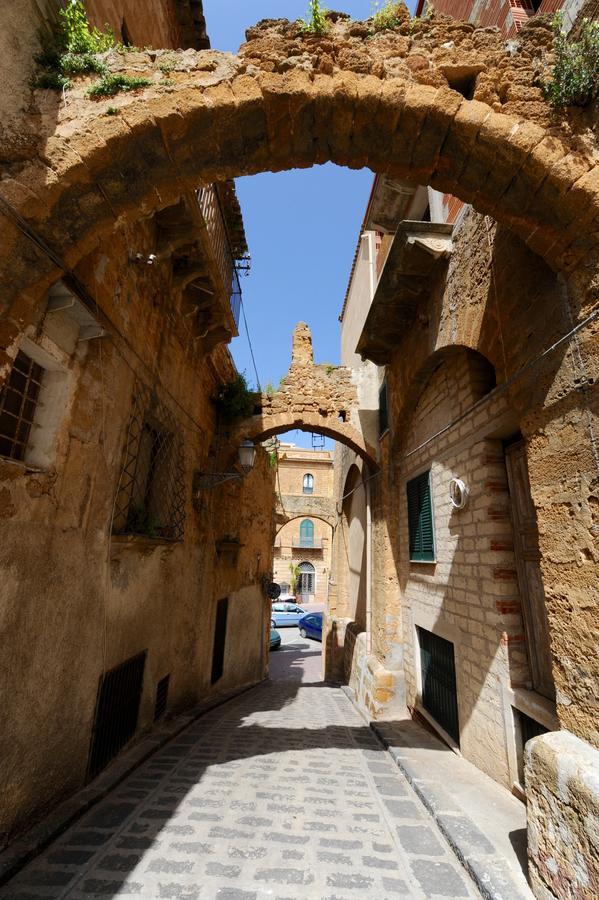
[2,634,480,899]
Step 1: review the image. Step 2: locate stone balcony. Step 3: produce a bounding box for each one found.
[356,221,453,366]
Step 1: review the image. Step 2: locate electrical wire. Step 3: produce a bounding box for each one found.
[239,294,261,392]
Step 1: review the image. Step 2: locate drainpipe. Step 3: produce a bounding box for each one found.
[365,471,373,656]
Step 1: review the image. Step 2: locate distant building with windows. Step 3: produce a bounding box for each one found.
[273,444,335,604]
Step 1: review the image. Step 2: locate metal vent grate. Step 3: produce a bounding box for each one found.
[112,379,186,541]
[418,627,459,745]
[88,651,146,779]
[154,674,170,722]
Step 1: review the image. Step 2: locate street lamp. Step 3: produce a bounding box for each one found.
[193,440,257,492]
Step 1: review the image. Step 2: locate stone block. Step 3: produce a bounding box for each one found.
[525,731,599,900]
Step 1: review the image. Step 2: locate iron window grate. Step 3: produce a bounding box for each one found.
[88,651,146,779]
[112,379,186,541]
[418,627,460,745]
[154,674,170,722]
[0,350,44,461]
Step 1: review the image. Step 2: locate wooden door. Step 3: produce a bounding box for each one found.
[505,441,555,700]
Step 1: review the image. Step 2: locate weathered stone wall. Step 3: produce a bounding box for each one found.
[398,347,531,785]
[0,210,275,844]
[526,731,599,899]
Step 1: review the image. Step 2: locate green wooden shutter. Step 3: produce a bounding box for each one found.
[407,471,435,561]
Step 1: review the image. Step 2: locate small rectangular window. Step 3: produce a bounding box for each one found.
[379,380,389,436]
[88,651,146,779]
[0,350,44,461]
[407,471,435,562]
[211,597,229,685]
[418,627,459,744]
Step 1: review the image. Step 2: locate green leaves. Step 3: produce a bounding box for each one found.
[88,73,150,97]
[299,0,330,36]
[543,16,599,108]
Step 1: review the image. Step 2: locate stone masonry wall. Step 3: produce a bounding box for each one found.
[398,348,529,786]
[0,209,275,844]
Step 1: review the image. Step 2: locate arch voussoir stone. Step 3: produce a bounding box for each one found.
[0,13,597,312]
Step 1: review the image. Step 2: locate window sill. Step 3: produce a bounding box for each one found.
[409,557,436,565]
[111,533,180,549]
[0,456,46,477]
[415,703,461,756]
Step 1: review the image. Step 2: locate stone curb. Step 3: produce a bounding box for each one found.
[0,679,263,886]
[340,686,531,900]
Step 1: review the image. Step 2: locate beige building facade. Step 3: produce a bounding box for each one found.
[273,444,334,605]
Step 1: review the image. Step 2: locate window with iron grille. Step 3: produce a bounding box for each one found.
[88,651,146,779]
[379,380,389,436]
[0,350,45,462]
[407,471,435,562]
[112,381,186,541]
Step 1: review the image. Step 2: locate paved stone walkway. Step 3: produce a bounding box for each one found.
[2,638,480,899]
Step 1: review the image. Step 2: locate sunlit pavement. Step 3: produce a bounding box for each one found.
[2,630,481,899]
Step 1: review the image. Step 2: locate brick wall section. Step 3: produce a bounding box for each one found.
[398,349,531,786]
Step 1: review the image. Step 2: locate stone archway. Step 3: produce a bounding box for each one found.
[233,323,379,468]
[1,13,597,339]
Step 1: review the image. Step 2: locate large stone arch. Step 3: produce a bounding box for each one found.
[236,412,377,468]
[1,13,597,329]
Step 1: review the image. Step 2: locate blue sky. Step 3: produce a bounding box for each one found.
[203,2,415,446]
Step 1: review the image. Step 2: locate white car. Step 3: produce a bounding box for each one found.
[271,602,306,627]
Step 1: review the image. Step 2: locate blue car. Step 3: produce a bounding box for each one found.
[298,612,323,642]
[271,602,306,627]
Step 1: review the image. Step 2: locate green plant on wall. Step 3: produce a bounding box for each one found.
[542,15,599,108]
[370,1,407,32]
[215,373,255,425]
[289,563,301,595]
[299,0,330,35]
[33,0,150,96]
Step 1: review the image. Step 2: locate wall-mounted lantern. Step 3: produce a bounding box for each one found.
[449,477,469,510]
[194,439,256,493]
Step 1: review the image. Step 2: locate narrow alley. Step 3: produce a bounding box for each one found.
[2,636,481,899]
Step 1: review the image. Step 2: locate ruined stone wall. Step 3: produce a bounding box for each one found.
[0,212,275,843]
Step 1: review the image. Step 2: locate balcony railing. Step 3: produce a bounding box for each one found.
[292,538,323,549]
[197,185,241,329]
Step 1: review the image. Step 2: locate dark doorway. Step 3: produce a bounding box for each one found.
[211,597,229,684]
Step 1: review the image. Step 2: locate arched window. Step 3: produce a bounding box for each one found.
[298,561,315,598]
[299,518,314,548]
[303,473,314,494]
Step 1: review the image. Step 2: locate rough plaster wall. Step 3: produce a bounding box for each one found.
[0,211,275,843]
[0,0,59,162]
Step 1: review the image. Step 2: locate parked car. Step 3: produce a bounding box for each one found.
[269,628,281,651]
[299,612,323,642]
[271,602,306,627]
